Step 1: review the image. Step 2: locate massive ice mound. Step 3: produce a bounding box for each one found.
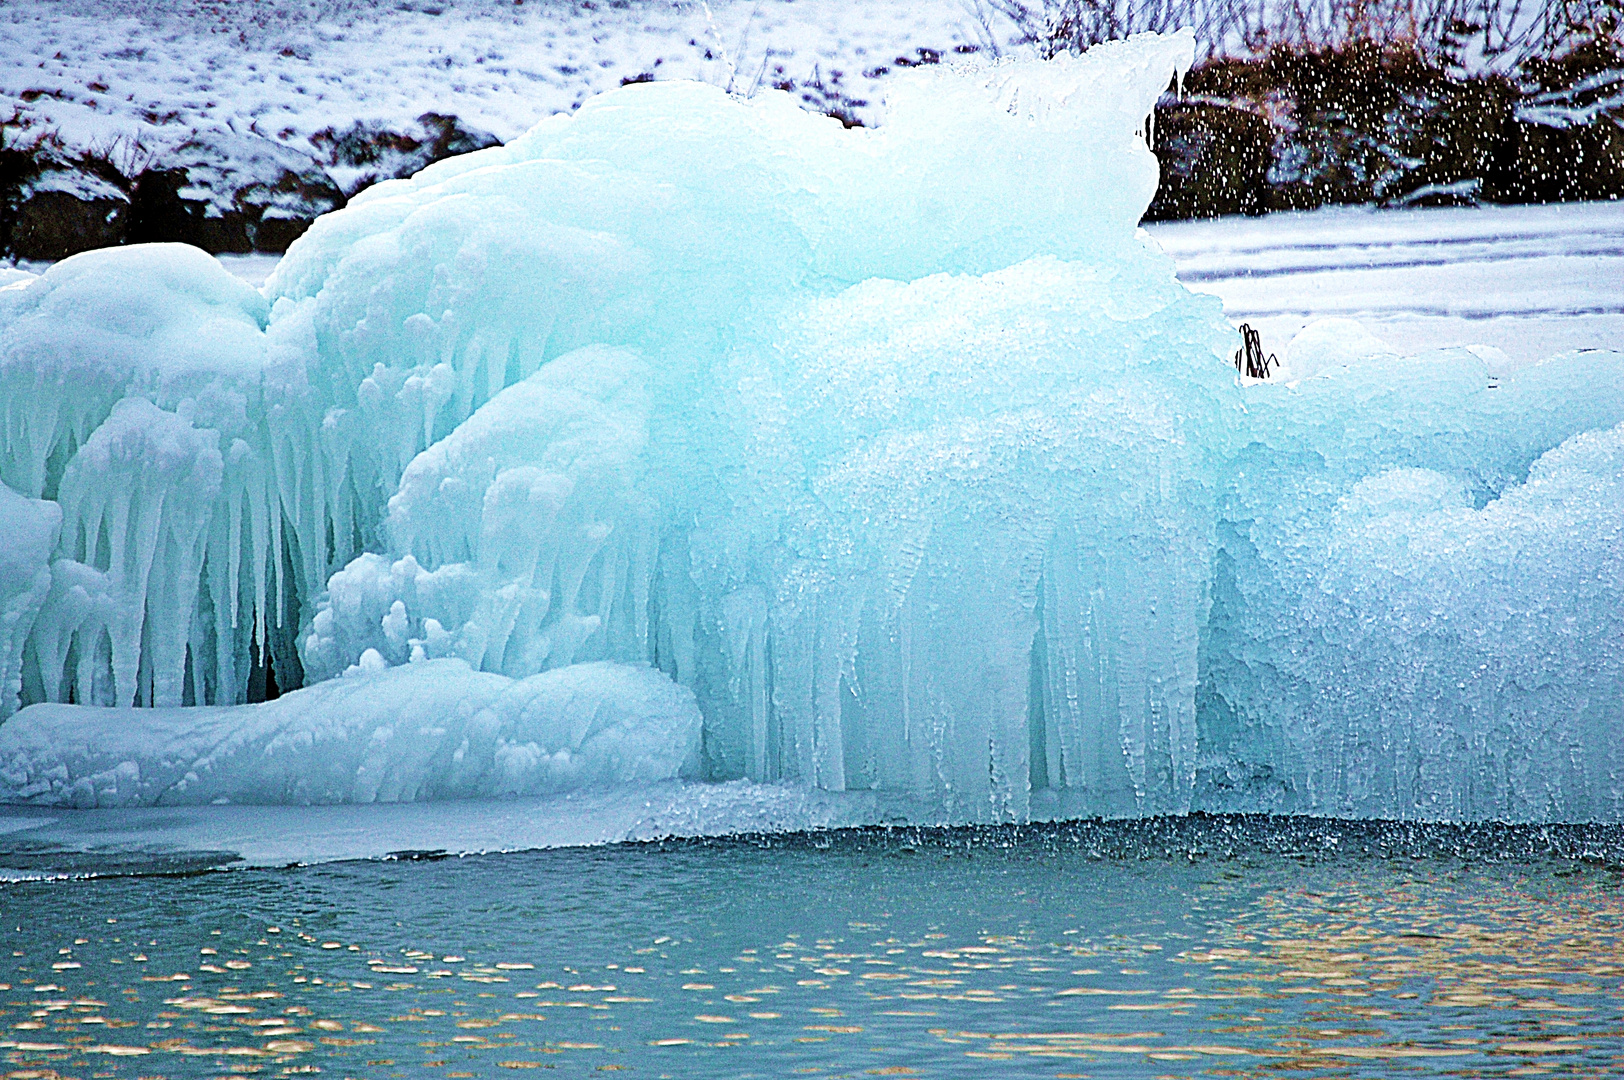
[1,31,1621,822]
[1204,361,1624,821]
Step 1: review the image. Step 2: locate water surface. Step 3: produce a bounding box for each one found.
[3,816,1622,1078]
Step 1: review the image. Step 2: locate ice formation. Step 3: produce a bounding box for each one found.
[0,483,59,723]
[1,31,1621,821]
[0,659,700,807]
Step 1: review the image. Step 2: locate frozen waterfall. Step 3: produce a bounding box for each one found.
[1,31,1620,822]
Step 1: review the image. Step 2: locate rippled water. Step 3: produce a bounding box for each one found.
[3,817,1623,1078]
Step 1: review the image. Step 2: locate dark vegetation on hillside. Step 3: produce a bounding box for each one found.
[0,113,499,263]
[1147,29,1624,218]
[999,0,1624,219]
[2,0,1620,262]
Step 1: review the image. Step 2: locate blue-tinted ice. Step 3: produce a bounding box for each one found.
[0,32,1620,822]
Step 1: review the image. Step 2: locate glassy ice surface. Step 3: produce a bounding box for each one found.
[3,822,1623,1078]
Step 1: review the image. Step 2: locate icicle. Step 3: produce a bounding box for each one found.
[0,483,58,718]
[39,399,223,709]
[719,585,770,780]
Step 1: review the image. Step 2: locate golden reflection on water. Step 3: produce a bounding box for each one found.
[1,859,1620,1078]
[923,865,1624,1075]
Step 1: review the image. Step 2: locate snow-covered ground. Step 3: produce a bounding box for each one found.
[1147,201,1624,363]
[2,0,1008,155]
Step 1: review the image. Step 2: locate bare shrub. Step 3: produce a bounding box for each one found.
[991,0,1621,65]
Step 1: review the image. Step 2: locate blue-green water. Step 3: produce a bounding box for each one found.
[3,818,1623,1079]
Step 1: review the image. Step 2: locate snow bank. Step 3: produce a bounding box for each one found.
[2,35,1622,824]
[1150,202,1624,364]
[0,659,700,807]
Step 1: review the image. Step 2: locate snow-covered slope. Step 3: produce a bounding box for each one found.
[2,0,1008,153]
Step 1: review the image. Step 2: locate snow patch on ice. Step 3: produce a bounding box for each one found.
[0,778,885,876]
[1282,317,1400,379]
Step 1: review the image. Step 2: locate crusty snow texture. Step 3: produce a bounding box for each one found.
[0,659,700,807]
[1,34,1621,821]
[0,0,1012,154]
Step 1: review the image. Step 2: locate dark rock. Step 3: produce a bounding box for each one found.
[311,112,502,196]
[127,129,344,253]
[1,142,130,261]
[0,134,31,253]
[253,213,316,252]
[3,112,492,258]
[127,165,250,253]
[11,182,129,260]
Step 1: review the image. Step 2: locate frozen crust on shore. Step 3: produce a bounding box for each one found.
[0,659,700,807]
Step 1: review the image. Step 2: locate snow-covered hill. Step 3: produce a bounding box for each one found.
[3,0,1009,154]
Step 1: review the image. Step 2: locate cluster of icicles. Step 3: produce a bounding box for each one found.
[3,30,1621,824]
